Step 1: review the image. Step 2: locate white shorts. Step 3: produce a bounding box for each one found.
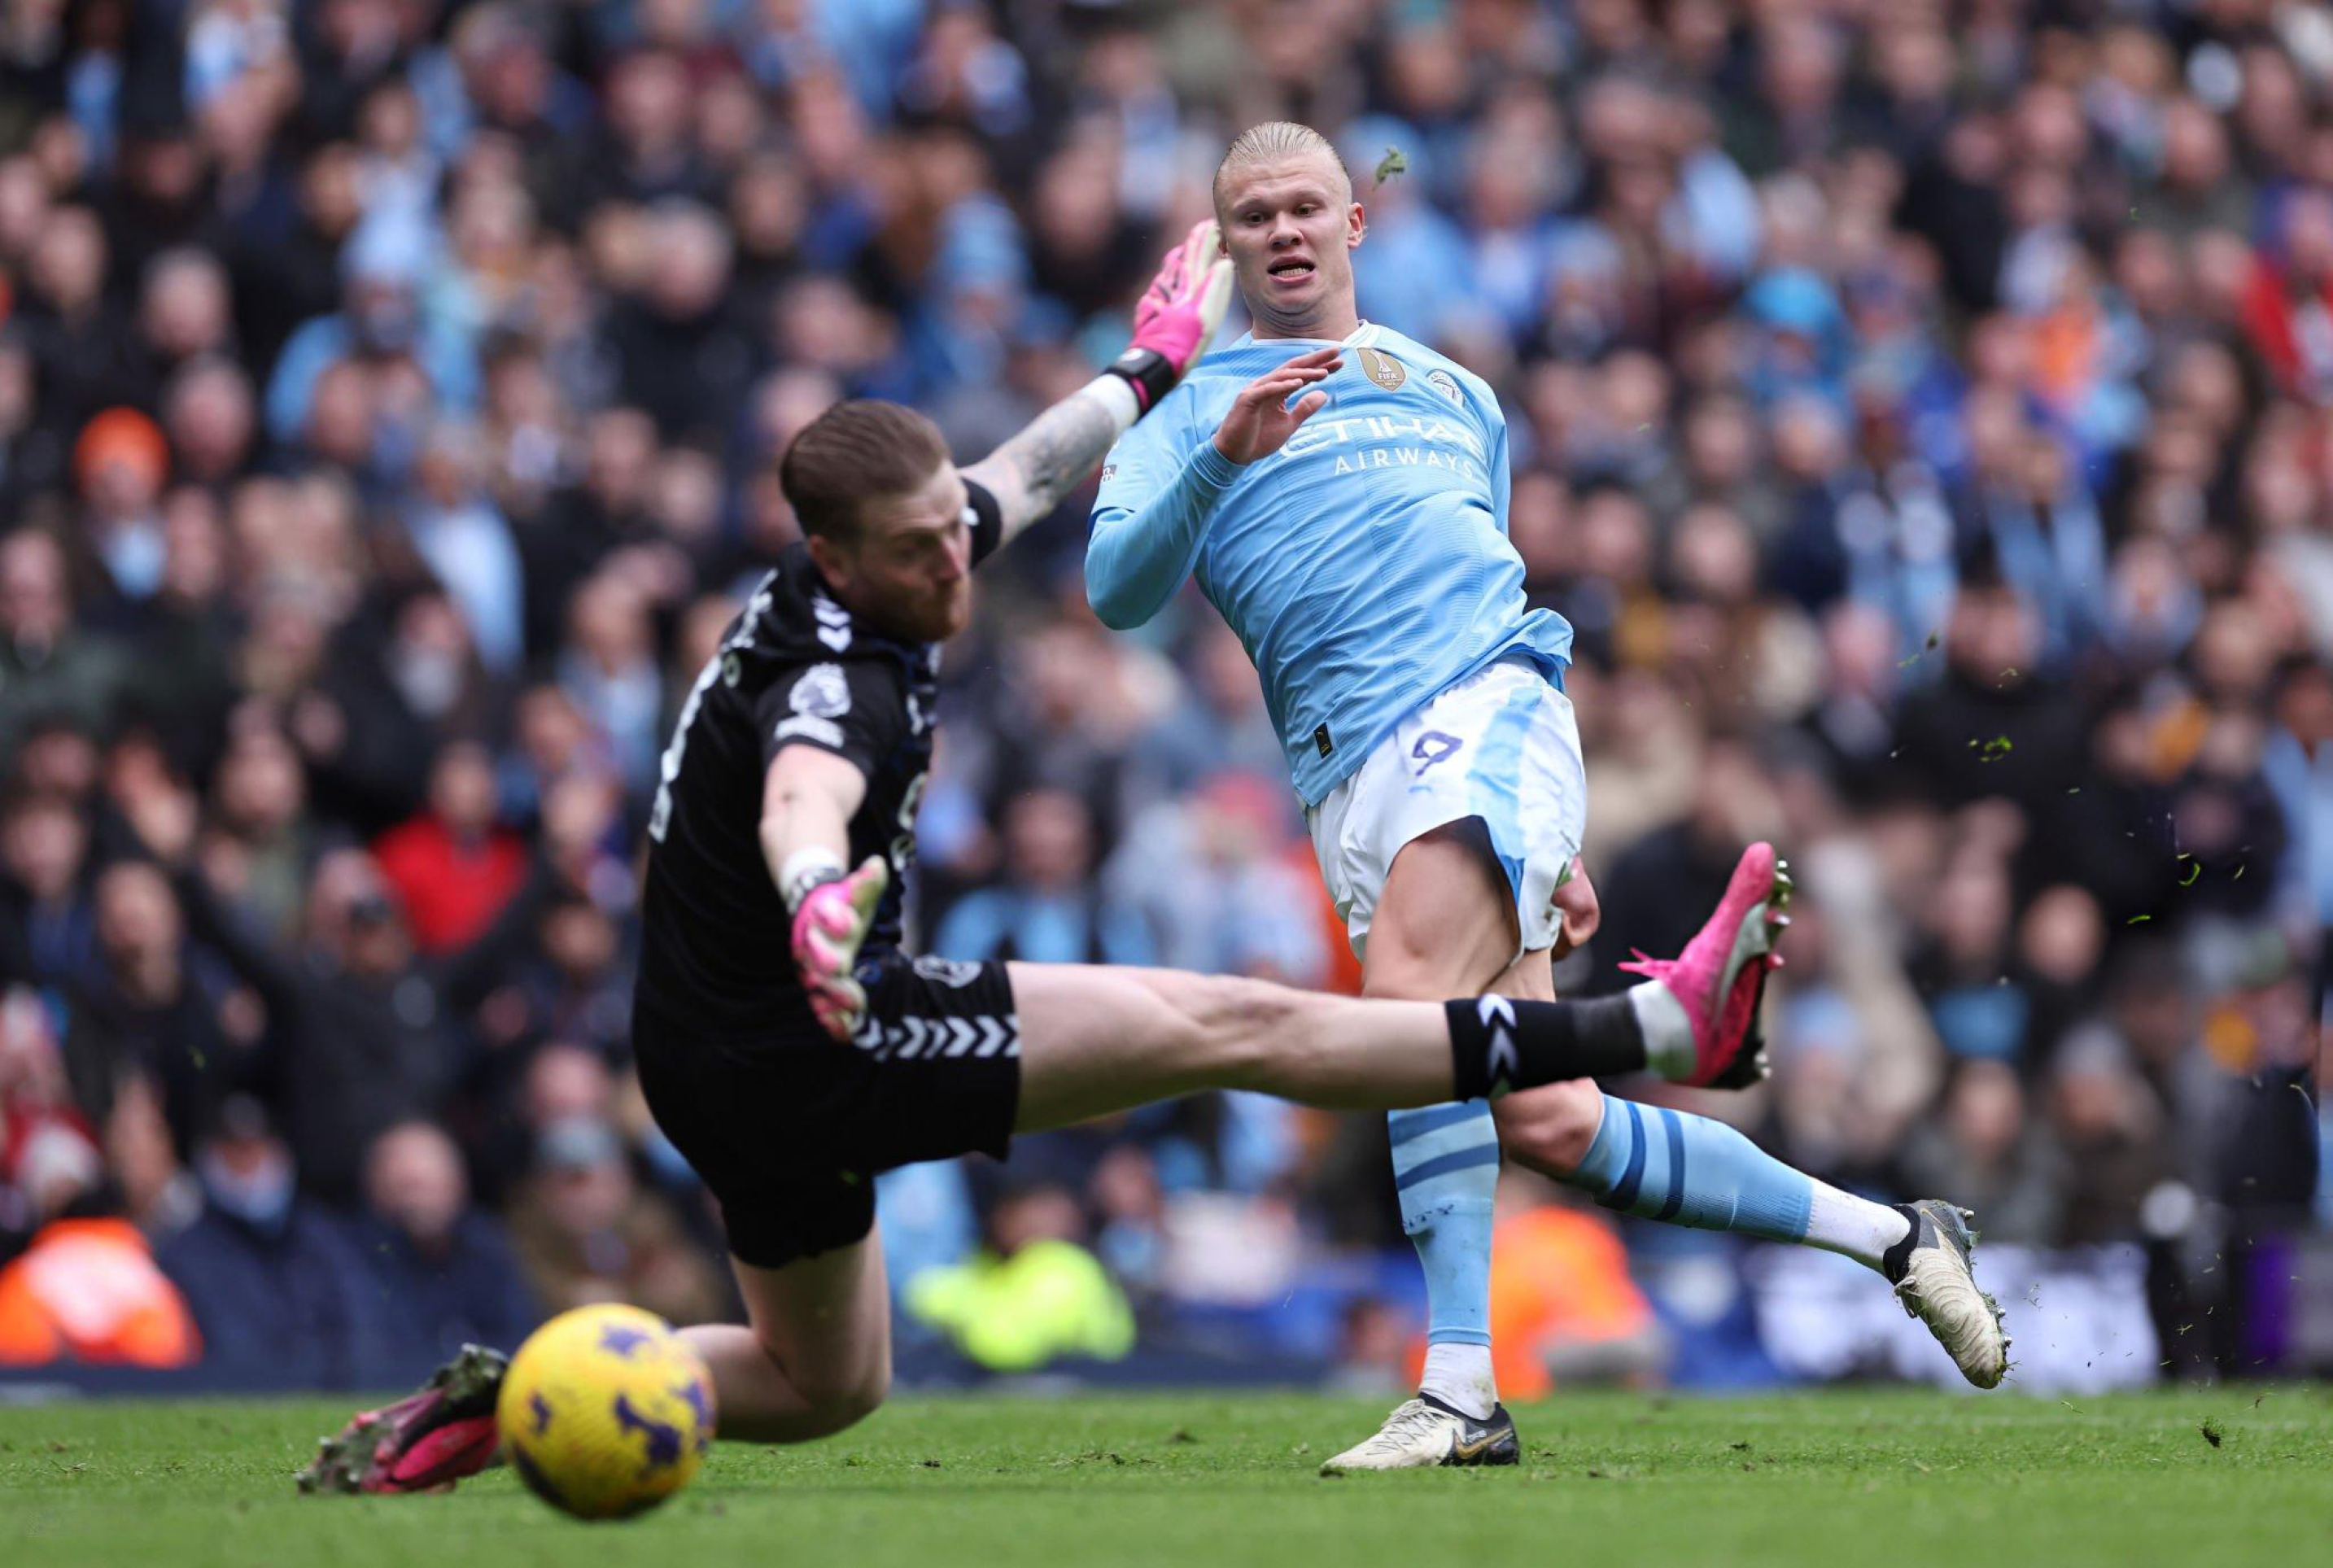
[1305,657,1587,965]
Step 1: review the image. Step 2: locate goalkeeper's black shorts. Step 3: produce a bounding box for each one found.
[632,953,1021,1269]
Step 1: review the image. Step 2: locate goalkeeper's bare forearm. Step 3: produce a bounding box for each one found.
[959,377,1151,548]
[962,219,1234,549]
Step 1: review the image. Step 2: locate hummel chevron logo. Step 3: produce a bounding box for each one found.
[869,1013,1018,1062]
[1477,995,1518,1097]
[812,593,853,651]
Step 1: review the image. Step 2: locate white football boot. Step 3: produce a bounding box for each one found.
[1318,1393,1519,1474]
[1884,1199,2010,1389]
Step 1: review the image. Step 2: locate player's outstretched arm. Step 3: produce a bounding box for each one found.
[762,745,886,1039]
[963,219,1234,551]
[1083,345,1339,629]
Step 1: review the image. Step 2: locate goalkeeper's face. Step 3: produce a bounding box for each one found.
[815,461,976,644]
[1216,155,1364,337]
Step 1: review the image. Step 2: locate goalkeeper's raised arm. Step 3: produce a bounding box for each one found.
[960,219,1234,553]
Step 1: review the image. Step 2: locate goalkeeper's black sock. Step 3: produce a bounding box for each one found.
[1445,994,1645,1100]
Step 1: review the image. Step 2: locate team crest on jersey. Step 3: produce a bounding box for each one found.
[1356,347,1407,390]
[790,663,851,719]
[1426,368,1463,405]
[911,954,983,987]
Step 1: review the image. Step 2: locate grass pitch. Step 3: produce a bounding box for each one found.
[6,1388,2329,1567]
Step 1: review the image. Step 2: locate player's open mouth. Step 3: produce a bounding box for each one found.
[1267,258,1316,286]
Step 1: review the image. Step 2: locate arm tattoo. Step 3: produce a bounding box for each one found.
[965,382,1131,546]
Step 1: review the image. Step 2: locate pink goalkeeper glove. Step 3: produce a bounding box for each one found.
[787,856,889,1040]
[1108,219,1236,411]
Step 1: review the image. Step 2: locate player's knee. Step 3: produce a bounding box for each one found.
[1492,1079,1605,1177]
[792,1358,889,1435]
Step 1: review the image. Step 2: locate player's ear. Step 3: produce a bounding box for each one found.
[803,528,850,586]
[1348,201,1366,247]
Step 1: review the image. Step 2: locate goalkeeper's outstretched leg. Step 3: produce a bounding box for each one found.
[300,845,1788,1492]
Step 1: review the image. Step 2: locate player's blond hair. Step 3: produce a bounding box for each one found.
[1212,122,1354,216]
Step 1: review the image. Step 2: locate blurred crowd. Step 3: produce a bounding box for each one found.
[0,0,2328,1390]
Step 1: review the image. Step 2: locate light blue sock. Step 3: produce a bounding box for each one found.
[1565,1092,1814,1240]
[1388,1100,1500,1413]
[1564,1094,1909,1268]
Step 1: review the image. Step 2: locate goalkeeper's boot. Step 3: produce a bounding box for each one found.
[1884,1200,2010,1389]
[1620,841,1792,1090]
[297,1343,508,1495]
[1318,1393,1519,1474]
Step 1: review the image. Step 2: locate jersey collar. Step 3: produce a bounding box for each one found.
[1231,320,1378,351]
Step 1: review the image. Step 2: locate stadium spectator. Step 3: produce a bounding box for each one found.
[505,1115,725,1329]
[0,785,96,989]
[0,531,138,775]
[153,1098,382,1388]
[933,787,1152,967]
[349,1120,540,1385]
[373,740,529,954]
[905,1181,1135,1373]
[62,858,247,1155]
[0,1179,199,1369]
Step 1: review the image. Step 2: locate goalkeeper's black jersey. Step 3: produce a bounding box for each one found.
[633,482,1003,1042]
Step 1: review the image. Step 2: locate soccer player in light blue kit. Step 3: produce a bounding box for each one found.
[1088,124,2006,1469]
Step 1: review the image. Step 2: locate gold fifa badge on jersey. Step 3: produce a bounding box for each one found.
[1356,347,1407,390]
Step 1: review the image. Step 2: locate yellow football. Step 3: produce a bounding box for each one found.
[496,1304,716,1520]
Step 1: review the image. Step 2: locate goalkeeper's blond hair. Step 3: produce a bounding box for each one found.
[1212,122,1354,217]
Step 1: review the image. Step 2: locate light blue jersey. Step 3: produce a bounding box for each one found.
[1087,323,1572,806]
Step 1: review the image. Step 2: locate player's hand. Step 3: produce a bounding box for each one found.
[1551,857,1600,959]
[789,856,889,1041]
[1123,219,1236,405]
[1212,347,1340,464]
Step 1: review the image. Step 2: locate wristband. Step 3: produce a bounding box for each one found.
[1104,346,1177,412]
[779,847,845,912]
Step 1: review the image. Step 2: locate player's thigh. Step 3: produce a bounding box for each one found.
[1363,819,1523,999]
[1011,961,1308,1131]
[727,1229,892,1412]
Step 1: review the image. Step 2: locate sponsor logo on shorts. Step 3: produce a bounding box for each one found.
[1356,347,1407,390]
[1426,368,1462,405]
[911,954,984,987]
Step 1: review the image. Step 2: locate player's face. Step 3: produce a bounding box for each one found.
[821,461,976,643]
[1217,155,1365,338]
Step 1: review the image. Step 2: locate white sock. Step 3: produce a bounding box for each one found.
[1803,1185,1911,1272]
[1627,978,1695,1079]
[1418,1342,1496,1419]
